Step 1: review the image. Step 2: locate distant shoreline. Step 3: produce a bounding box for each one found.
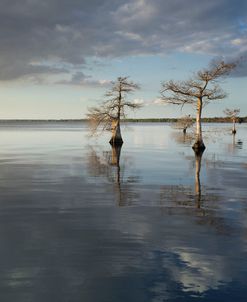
[0,117,246,123]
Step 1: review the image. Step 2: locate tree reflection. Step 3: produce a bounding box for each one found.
[110,145,124,206]
[110,145,121,183]
[194,149,204,209]
[87,145,140,206]
[171,131,194,146]
[227,133,243,154]
[159,150,205,211]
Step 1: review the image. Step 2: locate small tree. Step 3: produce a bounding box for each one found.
[173,115,194,134]
[224,108,240,134]
[160,60,236,153]
[87,77,141,145]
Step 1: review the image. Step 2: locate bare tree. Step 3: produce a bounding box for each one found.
[173,114,194,134]
[160,60,236,153]
[224,108,240,134]
[87,77,141,145]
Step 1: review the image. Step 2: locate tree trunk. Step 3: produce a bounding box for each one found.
[232,119,236,134]
[192,98,205,153]
[109,119,123,146]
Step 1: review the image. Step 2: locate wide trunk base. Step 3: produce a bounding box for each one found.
[109,137,123,146]
[192,140,205,155]
[232,129,236,134]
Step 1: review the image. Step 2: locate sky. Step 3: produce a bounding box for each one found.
[0,0,246,119]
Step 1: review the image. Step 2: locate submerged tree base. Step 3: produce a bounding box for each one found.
[192,141,206,155]
[109,137,123,146]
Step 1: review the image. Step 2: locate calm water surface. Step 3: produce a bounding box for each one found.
[0,122,247,301]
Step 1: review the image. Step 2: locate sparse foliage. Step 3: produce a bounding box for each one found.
[173,115,194,133]
[224,108,240,134]
[161,60,236,152]
[87,77,141,145]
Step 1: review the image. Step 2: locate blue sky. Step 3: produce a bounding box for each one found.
[0,0,246,119]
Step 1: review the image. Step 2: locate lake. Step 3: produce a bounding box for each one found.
[0,122,247,301]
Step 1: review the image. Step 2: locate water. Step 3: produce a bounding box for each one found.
[0,122,247,301]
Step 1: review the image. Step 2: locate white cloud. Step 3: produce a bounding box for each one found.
[132,98,145,105]
[115,31,143,42]
[153,98,167,105]
[231,38,244,45]
[56,72,111,87]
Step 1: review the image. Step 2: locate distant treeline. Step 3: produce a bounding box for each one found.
[0,117,246,123]
[0,119,87,123]
[123,117,247,123]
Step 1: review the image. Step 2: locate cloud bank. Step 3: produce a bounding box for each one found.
[0,0,246,82]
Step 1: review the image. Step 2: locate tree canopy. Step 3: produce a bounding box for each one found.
[87,76,141,144]
[160,60,236,107]
[160,60,236,152]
